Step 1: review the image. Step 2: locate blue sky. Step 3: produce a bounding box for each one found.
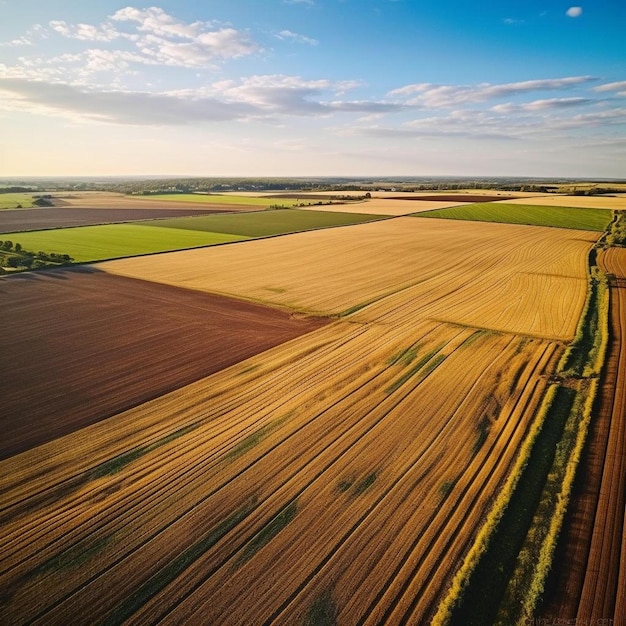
[1,0,624,177]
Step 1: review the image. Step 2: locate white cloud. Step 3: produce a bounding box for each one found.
[566,7,583,17]
[50,20,122,42]
[283,0,315,5]
[0,77,258,124]
[389,76,597,107]
[594,81,626,97]
[492,97,593,113]
[42,7,261,73]
[0,24,47,47]
[0,74,402,125]
[503,18,525,25]
[111,7,209,40]
[275,30,318,46]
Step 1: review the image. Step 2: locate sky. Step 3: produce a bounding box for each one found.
[0,0,625,178]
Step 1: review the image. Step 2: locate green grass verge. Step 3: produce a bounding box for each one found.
[445,385,577,626]
[145,208,386,238]
[0,224,248,262]
[558,265,609,377]
[495,384,596,625]
[136,193,304,207]
[0,193,35,209]
[414,203,611,231]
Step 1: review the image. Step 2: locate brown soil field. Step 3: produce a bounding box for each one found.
[541,246,626,624]
[0,207,241,234]
[0,267,326,459]
[101,217,598,340]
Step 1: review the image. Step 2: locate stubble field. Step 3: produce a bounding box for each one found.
[0,192,622,625]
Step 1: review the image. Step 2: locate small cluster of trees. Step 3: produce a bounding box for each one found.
[0,240,73,273]
[601,211,626,247]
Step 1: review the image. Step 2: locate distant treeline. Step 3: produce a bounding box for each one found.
[0,186,36,193]
[0,176,624,195]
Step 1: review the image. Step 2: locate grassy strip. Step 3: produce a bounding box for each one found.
[102,499,257,626]
[0,224,247,262]
[431,384,560,626]
[558,263,609,377]
[143,208,386,238]
[414,203,611,231]
[599,209,626,247]
[237,500,299,565]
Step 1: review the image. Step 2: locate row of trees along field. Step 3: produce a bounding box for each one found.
[0,240,73,272]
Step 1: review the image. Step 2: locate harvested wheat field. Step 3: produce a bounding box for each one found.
[101,217,597,339]
[0,267,326,459]
[0,307,563,625]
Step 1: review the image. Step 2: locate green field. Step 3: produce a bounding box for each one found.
[414,203,612,231]
[1,224,248,262]
[145,208,387,238]
[0,194,35,209]
[140,194,305,207]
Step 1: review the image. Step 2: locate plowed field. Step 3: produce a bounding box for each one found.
[0,268,326,459]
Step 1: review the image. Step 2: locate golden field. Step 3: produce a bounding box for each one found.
[101,217,596,340]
